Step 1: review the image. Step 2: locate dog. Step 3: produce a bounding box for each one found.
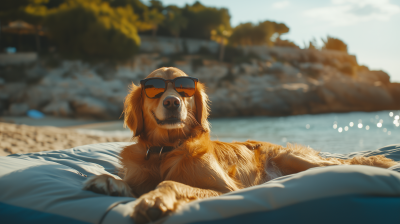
[83,67,398,223]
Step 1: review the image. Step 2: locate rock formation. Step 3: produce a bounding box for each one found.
[1,47,399,119]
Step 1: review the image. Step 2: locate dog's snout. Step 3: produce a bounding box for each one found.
[163,96,181,110]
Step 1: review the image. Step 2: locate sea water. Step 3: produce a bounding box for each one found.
[77,110,400,154]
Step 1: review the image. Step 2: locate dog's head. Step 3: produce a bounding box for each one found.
[123,67,210,141]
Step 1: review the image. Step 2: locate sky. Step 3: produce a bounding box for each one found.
[153,0,400,82]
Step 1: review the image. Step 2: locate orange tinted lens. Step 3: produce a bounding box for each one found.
[144,79,166,98]
[174,78,196,97]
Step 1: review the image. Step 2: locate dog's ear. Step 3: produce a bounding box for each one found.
[123,83,144,137]
[194,82,210,132]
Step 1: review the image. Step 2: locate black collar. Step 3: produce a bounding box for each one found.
[145,146,175,160]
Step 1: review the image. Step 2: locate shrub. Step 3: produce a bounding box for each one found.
[322,36,348,53]
[229,20,290,46]
[45,0,141,61]
[180,2,231,40]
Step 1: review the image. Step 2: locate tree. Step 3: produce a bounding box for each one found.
[322,36,348,52]
[273,22,289,40]
[180,1,231,40]
[210,25,231,61]
[163,6,187,39]
[229,20,291,47]
[229,23,254,46]
[22,1,50,53]
[0,0,31,21]
[148,8,164,36]
[229,21,272,46]
[148,0,163,11]
[256,21,276,46]
[45,0,141,61]
[0,0,49,53]
[147,0,164,36]
[105,0,152,32]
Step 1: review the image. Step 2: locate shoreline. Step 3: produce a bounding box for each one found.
[1,109,399,156]
[0,122,130,156]
[0,116,103,128]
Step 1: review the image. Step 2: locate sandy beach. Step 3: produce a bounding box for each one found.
[0,122,130,156]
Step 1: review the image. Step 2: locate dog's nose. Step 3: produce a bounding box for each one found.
[163,96,181,110]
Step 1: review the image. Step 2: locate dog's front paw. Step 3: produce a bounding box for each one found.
[83,174,132,197]
[132,190,186,224]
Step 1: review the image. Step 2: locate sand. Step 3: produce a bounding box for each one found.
[0,116,102,127]
[0,122,131,156]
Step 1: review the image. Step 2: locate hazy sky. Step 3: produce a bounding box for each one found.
[154,0,400,82]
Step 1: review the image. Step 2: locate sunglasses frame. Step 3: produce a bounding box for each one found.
[140,77,199,99]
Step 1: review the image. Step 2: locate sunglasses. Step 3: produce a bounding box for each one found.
[140,77,199,99]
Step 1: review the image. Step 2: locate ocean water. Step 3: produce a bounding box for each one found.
[77,110,400,154]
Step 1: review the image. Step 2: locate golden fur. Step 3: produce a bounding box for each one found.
[83,67,398,224]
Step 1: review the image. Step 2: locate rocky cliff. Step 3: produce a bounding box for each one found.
[1,46,399,119]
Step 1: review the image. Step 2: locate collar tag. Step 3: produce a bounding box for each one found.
[145,146,174,160]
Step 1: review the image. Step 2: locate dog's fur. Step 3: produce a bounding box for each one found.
[83,67,398,223]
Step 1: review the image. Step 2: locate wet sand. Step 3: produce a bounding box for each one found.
[0,122,130,156]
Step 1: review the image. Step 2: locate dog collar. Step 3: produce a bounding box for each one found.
[145,146,175,160]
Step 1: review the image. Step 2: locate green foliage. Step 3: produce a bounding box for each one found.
[180,1,231,40]
[273,22,289,38]
[149,0,163,11]
[163,6,187,38]
[1,0,356,66]
[146,0,164,36]
[322,36,348,52]
[210,25,231,61]
[105,0,146,18]
[138,1,230,40]
[147,8,164,35]
[229,23,255,46]
[0,0,31,21]
[0,0,49,25]
[229,20,289,46]
[45,0,140,61]
[104,0,152,31]
[210,25,231,45]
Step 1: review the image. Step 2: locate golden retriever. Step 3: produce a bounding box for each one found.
[83,67,397,223]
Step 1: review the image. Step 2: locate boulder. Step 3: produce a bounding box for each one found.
[70,96,119,119]
[0,83,26,101]
[43,101,72,117]
[387,83,400,103]
[24,86,52,109]
[192,65,228,89]
[358,70,391,85]
[25,63,46,83]
[9,103,29,116]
